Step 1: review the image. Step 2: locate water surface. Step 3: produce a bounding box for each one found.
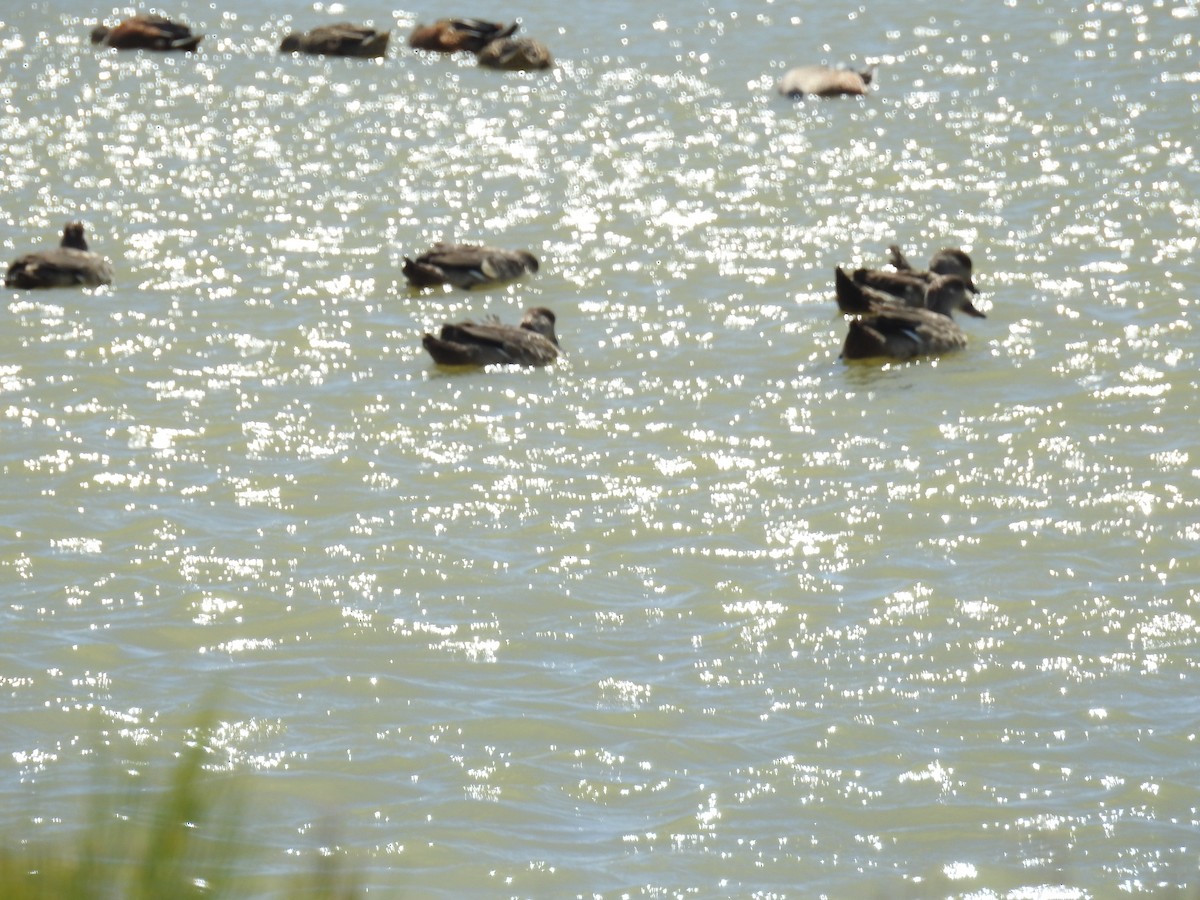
[2,0,1198,896]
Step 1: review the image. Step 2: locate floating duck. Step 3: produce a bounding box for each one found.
[90,14,203,51]
[476,36,553,71]
[409,17,518,53]
[6,222,114,289]
[887,245,977,288]
[846,246,979,309]
[422,307,560,367]
[403,243,539,290]
[837,269,984,361]
[279,23,390,58]
[778,64,874,98]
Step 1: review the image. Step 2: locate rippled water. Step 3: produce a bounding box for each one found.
[2,0,1198,896]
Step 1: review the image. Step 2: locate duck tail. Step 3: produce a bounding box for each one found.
[421,333,467,366]
[840,319,887,360]
[834,266,872,314]
[887,244,913,270]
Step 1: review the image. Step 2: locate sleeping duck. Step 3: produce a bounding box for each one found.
[280,23,390,58]
[475,36,553,71]
[403,242,539,289]
[90,14,203,51]
[409,17,518,53]
[422,307,560,367]
[6,222,114,289]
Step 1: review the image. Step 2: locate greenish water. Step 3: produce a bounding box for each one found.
[2,1,1198,896]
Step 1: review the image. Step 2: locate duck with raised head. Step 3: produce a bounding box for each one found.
[403,243,539,289]
[409,17,518,53]
[90,14,203,51]
[6,222,114,289]
[475,36,553,71]
[778,64,874,98]
[280,23,390,58]
[422,307,560,367]
[850,245,979,307]
[837,269,985,361]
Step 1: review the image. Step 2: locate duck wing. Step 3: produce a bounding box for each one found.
[851,268,929,306]
[842,306,966,360]
[835,266,903,314]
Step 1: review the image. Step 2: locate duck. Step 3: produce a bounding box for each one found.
[888,245,977,287]
[408,17,518,53]
[837,269,985,361]
[403,243,539,289]
[90,14,203,51]
[849,246,979,307]
[778,64,874,98]
[422,307,560,367]
[475,36,553,71]
[279,23,390,58]
[6,222,114,289]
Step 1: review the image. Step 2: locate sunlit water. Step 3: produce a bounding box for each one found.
[2,0,1198,896]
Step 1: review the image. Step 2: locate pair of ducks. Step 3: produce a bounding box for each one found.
[410,17,552,70]
[91,14,390,58]
[3,224,539,295]
[404,244,558,367]
[92,13,389,57]
[835,246,986,361]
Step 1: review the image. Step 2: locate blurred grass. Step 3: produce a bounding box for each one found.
[1,711,358,900]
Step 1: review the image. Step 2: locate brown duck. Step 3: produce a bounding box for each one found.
[778,65,874,98]
[91,14,203,51]
[409,18,518,53]
[6,223,114,289]
[849,246,979,308]
[422,307,560,367]
[403,243,539,289]
[476,36,553,71]
[837,269,984,361]
[280,23,390,58]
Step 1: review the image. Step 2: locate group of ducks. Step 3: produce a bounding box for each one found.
[5,223,983,367]
[87,12,889,92]
[88,12,553,70]
[9,10,981,366]
[833,246,985,360]
[1,223,559,367]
